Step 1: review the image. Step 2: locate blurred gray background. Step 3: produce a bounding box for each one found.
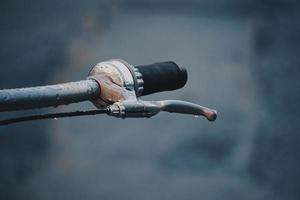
[0,0,300,199]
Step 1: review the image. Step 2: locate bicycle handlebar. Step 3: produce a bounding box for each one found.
[0,80,100,112]
[0,60,187,112]
[0,59,217,123]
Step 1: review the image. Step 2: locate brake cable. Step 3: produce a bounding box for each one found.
[0,109,109,126]
[0,59,217,125]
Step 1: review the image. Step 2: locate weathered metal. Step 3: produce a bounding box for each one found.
[87,59,142,107]
[0,80,100,112]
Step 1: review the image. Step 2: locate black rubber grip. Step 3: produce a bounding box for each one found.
[135,61,187,96]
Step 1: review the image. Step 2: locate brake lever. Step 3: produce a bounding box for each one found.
[108,100,217,121]
[155,100,217,121]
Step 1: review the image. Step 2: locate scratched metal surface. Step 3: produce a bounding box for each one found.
[0,80,100,112]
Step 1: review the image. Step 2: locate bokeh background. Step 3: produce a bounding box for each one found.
[0,0,300,199]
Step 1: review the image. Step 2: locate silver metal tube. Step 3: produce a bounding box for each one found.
[0,80,100,112]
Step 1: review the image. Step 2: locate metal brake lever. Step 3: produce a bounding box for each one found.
[108,100,217,121]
